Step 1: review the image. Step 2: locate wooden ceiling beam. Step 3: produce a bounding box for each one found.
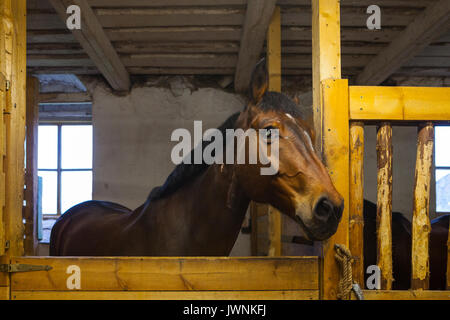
[49,0,130,92]
[356,0,450,85]
[234,0,277,93]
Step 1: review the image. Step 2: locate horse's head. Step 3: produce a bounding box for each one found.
[234,60,344,241]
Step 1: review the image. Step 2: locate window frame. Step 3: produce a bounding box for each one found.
[434,125,450,214]
[38,121,93,218]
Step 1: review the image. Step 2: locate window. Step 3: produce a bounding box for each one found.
[435,126,450,212]
[38,124,93,216]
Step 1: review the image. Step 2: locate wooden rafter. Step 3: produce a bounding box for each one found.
[356,0,450,85]
[234,0,277,93]
[49,0,130,91]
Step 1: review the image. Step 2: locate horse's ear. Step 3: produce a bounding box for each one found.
[249,58,268,105]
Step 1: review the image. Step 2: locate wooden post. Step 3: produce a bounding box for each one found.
[349,122,364,287]
[23,76,40,256]
[312,0,342,154]
[312,0,346,300]
[0,0,27,299]
[411,123,434,290]
[376,123,393,290]
[266,6,282,257]
[321,79,350,299]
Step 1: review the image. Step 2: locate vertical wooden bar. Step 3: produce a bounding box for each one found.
[0,0,27,299]
[23,76,39,256]
[411,123,434,290]
[267,7,281,93]
[376,122,393,290]
[312,0,342,154]
[266,6,282,257]
[349,122,365,287]
[312,0,345,300]
[321,79,350,299]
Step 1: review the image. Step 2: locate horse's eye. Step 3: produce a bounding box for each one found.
[262,126,279,142]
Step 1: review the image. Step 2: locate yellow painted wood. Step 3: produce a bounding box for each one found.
[359,290,450,300]
[265,6,282,257]
[11,290,318,300]
[312,0,342,154]
[376,123,393,290]
[11,256,319,291]
[320,79,350,299]
[349,122,364,287]
[411,123,434,289]
[0,286,9,300]
[349,86,450,121]
[0,0,27,289]
[267,6,281,93]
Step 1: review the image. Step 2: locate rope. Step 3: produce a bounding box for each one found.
[334,244,354,300]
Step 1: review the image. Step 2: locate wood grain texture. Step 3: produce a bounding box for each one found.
[11,257,319,291]
[320,79,350,300]
[349,86,450,121]
[357,290,450,300]
[349,122,364,287]
[411,123,434,290]
[23,77,40,256]
[234,0,277,92]
[49,0,130,91]
[356,0,450,85]
[376,123,393,290]
[11,290,319,300]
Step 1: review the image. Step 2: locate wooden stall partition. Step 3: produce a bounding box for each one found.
[10,256,320,300]
[349,122,364,287]
[312,0,346,300]
[411,123,434,290]
[23,76,39,256]
[0,0,27,299]
[320,79,350,299]
[376,123,393,290]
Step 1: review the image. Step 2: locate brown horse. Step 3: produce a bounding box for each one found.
[50,60,344,256]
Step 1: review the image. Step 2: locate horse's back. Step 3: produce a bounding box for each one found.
[49,200,132,256]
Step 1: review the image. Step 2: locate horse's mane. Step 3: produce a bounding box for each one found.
[147,91,304,202]
[148,111,240,201]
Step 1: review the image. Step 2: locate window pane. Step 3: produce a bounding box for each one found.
[61,171,92,213]
[436,169,450,212]
[38,171,57,214]
[38,126,58,169]
[61,125,93,169]
[435,126,450,167]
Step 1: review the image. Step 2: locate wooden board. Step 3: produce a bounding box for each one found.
[12,290,318,300]
[376,123,393,290]
[360,290,450,300]
[349,122,365,287]
[411,123,434,289]
[11,257,319,291]
[349,86,450,121]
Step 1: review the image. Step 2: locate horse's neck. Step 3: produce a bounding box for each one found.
[138,164,250,255]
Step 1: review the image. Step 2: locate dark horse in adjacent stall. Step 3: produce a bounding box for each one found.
[50,60,344,256]
[363,200,448,290]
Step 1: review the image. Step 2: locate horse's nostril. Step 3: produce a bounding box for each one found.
[335,202,344,221]
[315,198,334,219]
